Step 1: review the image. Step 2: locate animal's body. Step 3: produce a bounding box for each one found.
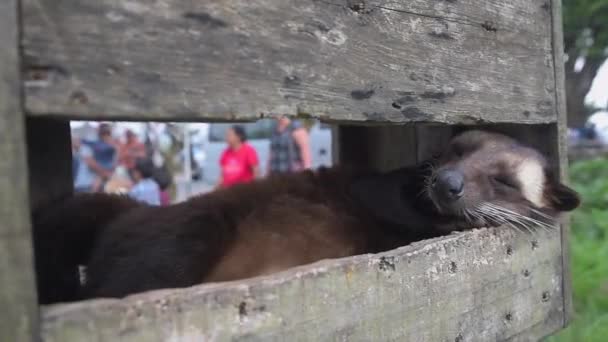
[31,193,142,304]
[32,130,580,303]
[82,165,440,299]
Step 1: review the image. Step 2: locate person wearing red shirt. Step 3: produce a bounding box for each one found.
[217,125,260,188]
[118,129,147,171]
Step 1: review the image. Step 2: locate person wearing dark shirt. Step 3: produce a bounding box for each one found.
[81,123,118,192]
[268,116,312,175]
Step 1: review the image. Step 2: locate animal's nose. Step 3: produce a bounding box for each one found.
[435,169,465,200]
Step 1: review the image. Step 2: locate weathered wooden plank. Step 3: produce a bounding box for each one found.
[550,0,573,327]
[40,227,565,341]
[26,118,74,212]
[0,0,40,340]
[23,0,557,124]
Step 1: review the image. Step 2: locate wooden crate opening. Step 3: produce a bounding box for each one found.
[1,0,572,340]
[31,121,570,341]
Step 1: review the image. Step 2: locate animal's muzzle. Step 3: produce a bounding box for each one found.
[433,168,465,201]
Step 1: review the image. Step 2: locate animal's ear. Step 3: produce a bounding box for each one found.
[548,182,580,212]
[350,169,417,225]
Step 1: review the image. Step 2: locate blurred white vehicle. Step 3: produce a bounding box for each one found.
[587,111,608,144]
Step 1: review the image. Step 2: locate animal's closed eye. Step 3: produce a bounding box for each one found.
[493,176,518,189]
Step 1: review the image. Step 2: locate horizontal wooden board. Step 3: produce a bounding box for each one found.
[40,227,565,341]
[22,0,557,123]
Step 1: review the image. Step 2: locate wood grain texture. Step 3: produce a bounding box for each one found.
[0,0,40,340]
[40,227,565,341]
[549,0,573,327]
[22,0,557,124]
[26,118,74,212]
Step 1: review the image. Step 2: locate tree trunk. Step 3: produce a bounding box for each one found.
[566,78,589,128]
[565,56,605,128]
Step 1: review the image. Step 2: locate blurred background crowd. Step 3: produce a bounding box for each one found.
[69,117,333,206]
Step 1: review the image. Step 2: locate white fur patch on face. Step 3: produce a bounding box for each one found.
[517,159,546,207]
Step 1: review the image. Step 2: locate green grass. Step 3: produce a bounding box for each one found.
[548,158,608,342]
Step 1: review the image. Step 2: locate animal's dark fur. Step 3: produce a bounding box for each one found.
[82,165,442,299]
[32,130,581,303]
[32,193,142,304]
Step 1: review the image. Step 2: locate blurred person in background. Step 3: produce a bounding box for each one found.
[72,136,80,178]
[151,163,172,206]
[81,123,118,191]
[217,125,260,188]
[268,115,311,175]
[128,158,161,205]
[118,129,147,172]
[72,136,97,193]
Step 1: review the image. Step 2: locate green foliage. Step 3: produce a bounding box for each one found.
[562,0,608,127]
[563,0,608,58]
[548,157,608,341]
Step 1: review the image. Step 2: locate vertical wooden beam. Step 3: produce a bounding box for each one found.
[550,0,574,327]
[26,118,74,212]
[0,0,40,340]
[337,125,371,167]
[330,125,340,165]
[338,125,417,171]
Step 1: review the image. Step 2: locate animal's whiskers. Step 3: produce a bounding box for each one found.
[402,159,441,200]
[472,205,527,234]
[472,203,558,234]
[490,204,556,231]
[421,163,439,204]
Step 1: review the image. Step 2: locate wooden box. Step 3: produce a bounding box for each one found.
[1,0,572,340]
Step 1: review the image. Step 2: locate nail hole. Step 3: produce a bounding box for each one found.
[506,245,513,256]
[69,90,89,105]
[347,0,371,14]
[238,302,247,316]
[378,256,396,272]
[541,2,550,11]
[522,269,531,277]
[350,3,365,12]
[542,291,551,302]
[449,261,457,273]
[481,21,497,32]
[505,312,513,322]
[531,240,539,250]
[455,333,463,342]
